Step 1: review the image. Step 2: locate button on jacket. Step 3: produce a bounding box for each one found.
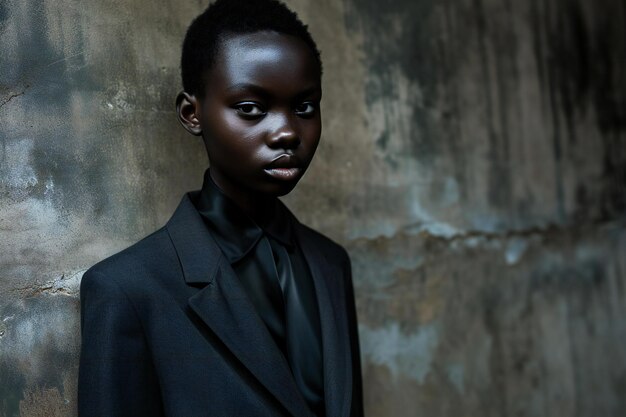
[78,190,363,417]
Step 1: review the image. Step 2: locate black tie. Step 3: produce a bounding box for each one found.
[267,238,326,417]
[236,234,325,416]
[235,235,287,351]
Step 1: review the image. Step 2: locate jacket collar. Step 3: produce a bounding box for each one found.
[195,170,293,264]
[166,193,352,417]
[295,223,353,417]
[165,191,221,285]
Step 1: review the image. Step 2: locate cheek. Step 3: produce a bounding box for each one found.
[302,120,322,152]
[206,114,254,154]
[211,112,245,140]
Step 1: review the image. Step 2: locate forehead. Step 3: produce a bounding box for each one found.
[206,31,321,92]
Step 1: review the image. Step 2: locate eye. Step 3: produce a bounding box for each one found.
[294,102,317,118]
[233,102,266,118]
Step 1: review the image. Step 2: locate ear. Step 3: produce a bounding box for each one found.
[176,91,203,136]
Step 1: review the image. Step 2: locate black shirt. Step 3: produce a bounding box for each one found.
[195,170,325,416]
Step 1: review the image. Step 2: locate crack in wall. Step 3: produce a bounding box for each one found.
[7,270,84,298]
[399,215,625,244]
[0,85,30,109]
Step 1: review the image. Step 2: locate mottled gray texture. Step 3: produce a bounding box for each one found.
[1,0,625,416]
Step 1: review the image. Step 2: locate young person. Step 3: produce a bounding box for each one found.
[78,1,363,416]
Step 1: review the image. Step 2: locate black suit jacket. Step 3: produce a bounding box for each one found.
[78,192,363,417]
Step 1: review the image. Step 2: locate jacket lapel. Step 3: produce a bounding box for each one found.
[295,223,353,417]
[167,193,312,417]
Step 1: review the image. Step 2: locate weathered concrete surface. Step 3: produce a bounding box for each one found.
[1,0,207,415]
[353,222,626,416]
[1,0,625,416]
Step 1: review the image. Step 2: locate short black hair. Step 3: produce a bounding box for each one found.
[181,0,322,96]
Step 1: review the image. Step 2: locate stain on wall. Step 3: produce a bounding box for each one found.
[331,0,626,414]
[1,0,625,416]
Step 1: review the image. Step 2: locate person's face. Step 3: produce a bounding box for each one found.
[178,31,322,201]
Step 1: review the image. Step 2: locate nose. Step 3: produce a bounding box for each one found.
[267,113,300,149]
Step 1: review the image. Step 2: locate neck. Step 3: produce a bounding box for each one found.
[209,170,275,224]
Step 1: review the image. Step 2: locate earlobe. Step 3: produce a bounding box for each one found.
[176,91,203,136]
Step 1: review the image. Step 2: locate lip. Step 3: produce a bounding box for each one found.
[263,167,302,181]
[267,154,300,169]
[263,154,302,181]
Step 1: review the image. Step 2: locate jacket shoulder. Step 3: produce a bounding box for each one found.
[87,227,171,273]
[81,227,174,291]
[296,222,350,264]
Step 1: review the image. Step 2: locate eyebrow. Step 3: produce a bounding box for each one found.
[225,83,322,98]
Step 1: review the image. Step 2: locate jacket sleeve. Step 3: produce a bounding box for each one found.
[343,251,364,417]
[78,269,163,417]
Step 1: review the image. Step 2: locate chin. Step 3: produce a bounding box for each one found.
[260,180,299,197]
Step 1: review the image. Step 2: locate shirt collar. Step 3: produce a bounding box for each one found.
[195,169,294,264]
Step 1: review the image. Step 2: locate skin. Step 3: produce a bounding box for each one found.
[177,31,322,220]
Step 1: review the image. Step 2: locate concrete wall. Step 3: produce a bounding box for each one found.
[1,0,624,416]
